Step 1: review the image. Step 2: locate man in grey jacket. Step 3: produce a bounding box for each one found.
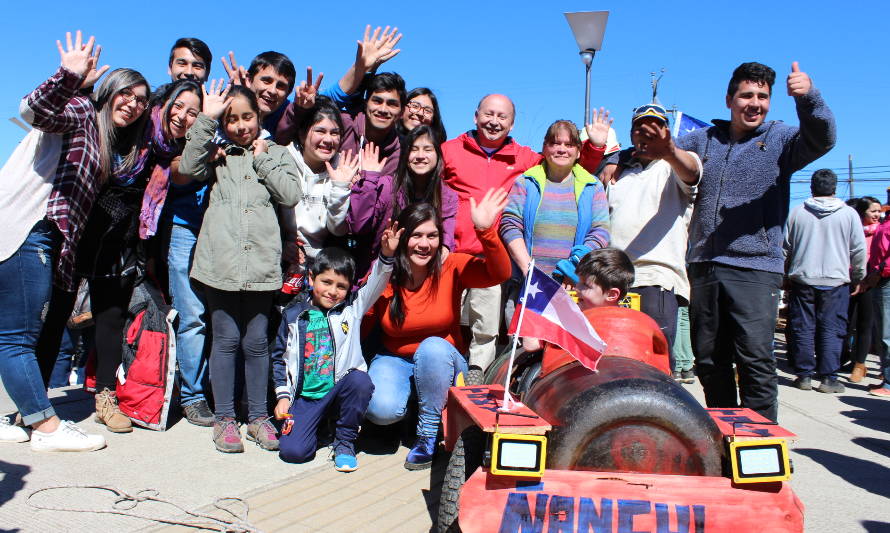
[784,169,866,393]
[673,61,836,421]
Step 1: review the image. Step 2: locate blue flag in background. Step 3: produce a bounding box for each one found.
[673,112,710,137]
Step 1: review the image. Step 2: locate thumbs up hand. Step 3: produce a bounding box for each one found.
[787,61,812,97]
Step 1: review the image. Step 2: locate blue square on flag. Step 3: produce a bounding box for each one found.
[522,272,561,314]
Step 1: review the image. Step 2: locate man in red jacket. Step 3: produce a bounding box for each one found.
[442,94,608,379]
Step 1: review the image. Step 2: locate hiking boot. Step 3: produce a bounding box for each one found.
[213,418,244,453]
[680,370,696,384]
[849,363,867,383]
[0,415,29,443]
[868,386,890,398]
[30,420,106,452]
[246,417,279,451]
[816,377,845,394]
[405,436,437,470]
[183,400,214,427]
[94,388,133,433]
[792,376,812,391]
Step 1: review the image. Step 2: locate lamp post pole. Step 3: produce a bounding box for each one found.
[580,49,595,125]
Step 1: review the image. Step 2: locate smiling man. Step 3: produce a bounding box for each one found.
[168,38,212,82]
[673,61,836,421]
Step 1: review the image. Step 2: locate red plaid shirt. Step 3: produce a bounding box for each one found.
[24,67,102,291]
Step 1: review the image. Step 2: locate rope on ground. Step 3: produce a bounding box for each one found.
[27,485,265,533]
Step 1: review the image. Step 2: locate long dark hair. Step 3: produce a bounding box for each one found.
[391,126,444,221]
[854,196,882,221]
[389,203,444,328]
[296,95,344,151]
[397,87,447,142]
[151,79,203,141]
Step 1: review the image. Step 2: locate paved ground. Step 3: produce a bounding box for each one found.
[1,334,889,533]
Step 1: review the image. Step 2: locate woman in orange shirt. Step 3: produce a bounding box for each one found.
[365,189,510,469]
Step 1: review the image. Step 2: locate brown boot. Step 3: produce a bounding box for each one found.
[849,363,867,383]
[94,388,133,433]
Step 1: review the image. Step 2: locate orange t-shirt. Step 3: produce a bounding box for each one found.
[367,225,511,357]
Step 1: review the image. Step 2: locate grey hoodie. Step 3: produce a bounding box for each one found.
[783,197,866,286]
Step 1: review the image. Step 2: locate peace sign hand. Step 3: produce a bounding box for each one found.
[221,51,250,88]
[294,67,324,109]
[56,30,100,79]
[325,149,360,185]
[355,25,403,72]
[202,79,233,120]
[470,188,509,230]
[584,107,613,148]
[361,142,386,173]
[380,220,404,258]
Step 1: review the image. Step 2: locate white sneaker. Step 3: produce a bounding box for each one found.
[30,420,106,452]
[0,415,29,443]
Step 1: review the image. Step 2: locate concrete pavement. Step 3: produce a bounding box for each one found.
[1,334,889,532]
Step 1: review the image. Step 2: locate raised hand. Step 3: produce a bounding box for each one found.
[79,44,110,89]
[294,66,324,109]
[202,79,233,120]
[361,142,386,173]
[355,25,403,72]
[252,139,269,156]
[56,31,99,79]
[326,149,360,184]
[633,121,676,160]
[786,61,812,97]
[584,107,613,148]
[380,220,404,257]
[221,51,250,88]
[470,188,509,230]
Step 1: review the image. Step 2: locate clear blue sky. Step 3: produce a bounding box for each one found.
[1,1,887,206]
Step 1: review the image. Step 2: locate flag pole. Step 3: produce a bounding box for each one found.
[501,259,536,412]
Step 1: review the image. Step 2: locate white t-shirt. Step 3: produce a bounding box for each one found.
[607,154,702,300]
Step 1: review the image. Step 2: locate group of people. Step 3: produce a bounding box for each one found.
[3,25,883,474]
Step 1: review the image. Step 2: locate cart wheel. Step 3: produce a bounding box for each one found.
[437,427,485,533]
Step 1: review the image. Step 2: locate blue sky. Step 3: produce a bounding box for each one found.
[1,1,887,206]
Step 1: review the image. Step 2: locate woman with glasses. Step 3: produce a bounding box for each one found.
[397,88,447,145]
[348,125,457,282]
[73,63,154,435]
[0,32,147,451]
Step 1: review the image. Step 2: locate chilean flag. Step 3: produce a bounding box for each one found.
[508,267,607,371]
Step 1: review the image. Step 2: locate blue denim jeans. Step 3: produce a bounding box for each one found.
[787,282,850,379]
[875,279,890,389]
[366,336,468,438]
[168,224,209,406]
[0,220,58,425]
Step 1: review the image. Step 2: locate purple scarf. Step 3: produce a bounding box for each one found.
[139,106,181,239]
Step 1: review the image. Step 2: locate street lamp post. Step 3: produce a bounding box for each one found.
[564,11,609,125]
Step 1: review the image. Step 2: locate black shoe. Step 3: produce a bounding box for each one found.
[680,370,696,384]
[816,377,845,394]
[183,399,215,427]
[792,376,812,391]
[672,370,683,381]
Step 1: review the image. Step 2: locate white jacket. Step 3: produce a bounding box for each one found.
[278,146,350,258]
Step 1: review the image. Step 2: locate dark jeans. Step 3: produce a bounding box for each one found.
[845,289,878,365]
[278,370,374,463]
[787,282,850,379]
[36,286,77,387]
[635,285,679,370]
[205,288,273,420]
[91,275,137,391]
[689,263,782,422]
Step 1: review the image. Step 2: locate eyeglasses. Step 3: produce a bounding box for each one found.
[119,87,149,110]
[407,101,434,118]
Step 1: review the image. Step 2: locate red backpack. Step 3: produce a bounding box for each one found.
[84,278,178,430]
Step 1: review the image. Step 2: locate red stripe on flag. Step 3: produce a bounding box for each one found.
[515,312,602,371]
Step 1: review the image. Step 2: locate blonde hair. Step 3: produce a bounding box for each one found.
[92,68,150,182]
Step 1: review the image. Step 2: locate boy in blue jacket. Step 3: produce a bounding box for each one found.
[272,223,402,471]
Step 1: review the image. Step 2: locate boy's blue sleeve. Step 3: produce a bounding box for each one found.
[271,309,292,401]
[322,75,369,110]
